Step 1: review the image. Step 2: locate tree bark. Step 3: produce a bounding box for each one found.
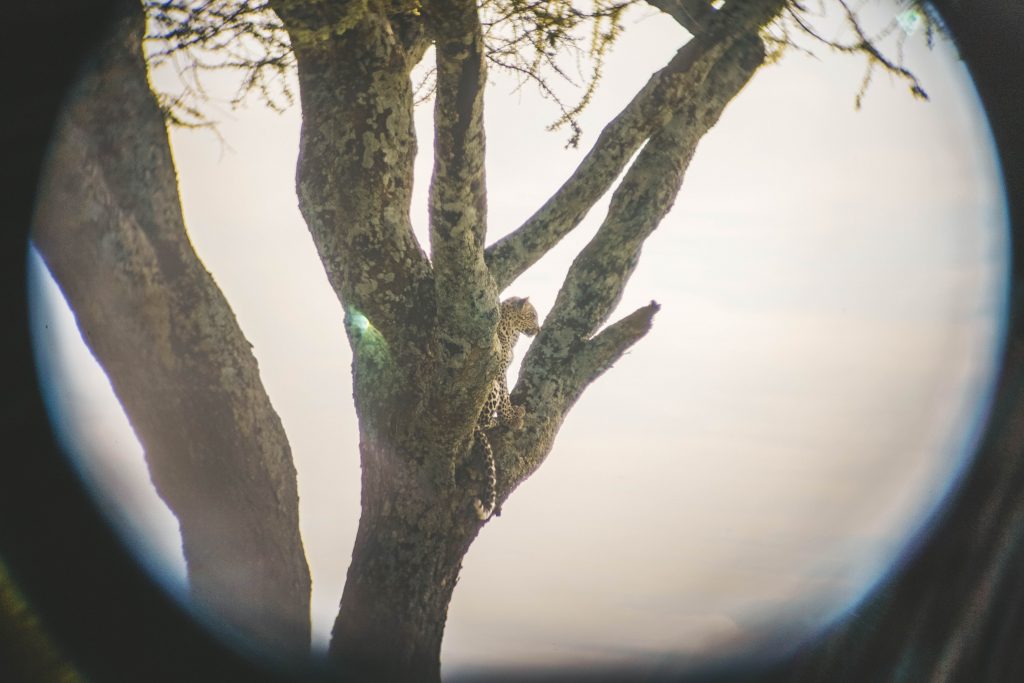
[328,438,481,682]
[31,6,311,655]
[261,0,785,677]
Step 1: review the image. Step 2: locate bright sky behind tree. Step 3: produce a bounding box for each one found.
[29,1,1008,678]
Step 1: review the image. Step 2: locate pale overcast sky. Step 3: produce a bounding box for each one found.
[30,1,1008,678]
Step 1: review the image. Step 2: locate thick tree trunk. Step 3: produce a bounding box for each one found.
[31,6,311,655]
[329,436,480,683]
[323,285,486,681]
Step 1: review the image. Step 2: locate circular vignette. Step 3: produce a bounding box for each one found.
[2,2,1023,683]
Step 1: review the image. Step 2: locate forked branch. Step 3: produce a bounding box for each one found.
[484,0,785,291]
[540,32,767,363]
[490,29,769,503]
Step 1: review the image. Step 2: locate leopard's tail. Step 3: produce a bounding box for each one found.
[473,428,497,521]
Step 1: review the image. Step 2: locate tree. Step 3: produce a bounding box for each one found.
[31,0,941,680]
[32,10,312,657]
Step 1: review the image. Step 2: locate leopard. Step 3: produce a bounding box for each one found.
[473,296,540,520]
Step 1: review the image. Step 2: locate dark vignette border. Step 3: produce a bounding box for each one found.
[1,1,1021,681]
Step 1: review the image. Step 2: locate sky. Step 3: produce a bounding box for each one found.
[28,1,1009,678]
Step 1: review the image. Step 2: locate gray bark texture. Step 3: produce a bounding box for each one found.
[31,7,311,656]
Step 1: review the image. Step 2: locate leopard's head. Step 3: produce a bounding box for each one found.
[502,297,540,337]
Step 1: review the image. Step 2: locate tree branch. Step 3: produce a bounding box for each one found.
[574,300,661,388]
[782,0,930,108]
[489,30,767,500]
[484,0,784,291]
[425,0,496,347]
[270,0,435,350]
[645,0,713,35]
[33,5,311,652]
[542,32,765,350]
[270,0,370,45]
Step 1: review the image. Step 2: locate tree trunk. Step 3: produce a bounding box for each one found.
[31,6,311,655]
[323,289,487,682]
[329,436,480,683]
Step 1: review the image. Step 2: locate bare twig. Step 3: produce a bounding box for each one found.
[777,0,937,108]
[144,0,294,124]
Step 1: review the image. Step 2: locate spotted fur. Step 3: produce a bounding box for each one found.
[473,297,540,520]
